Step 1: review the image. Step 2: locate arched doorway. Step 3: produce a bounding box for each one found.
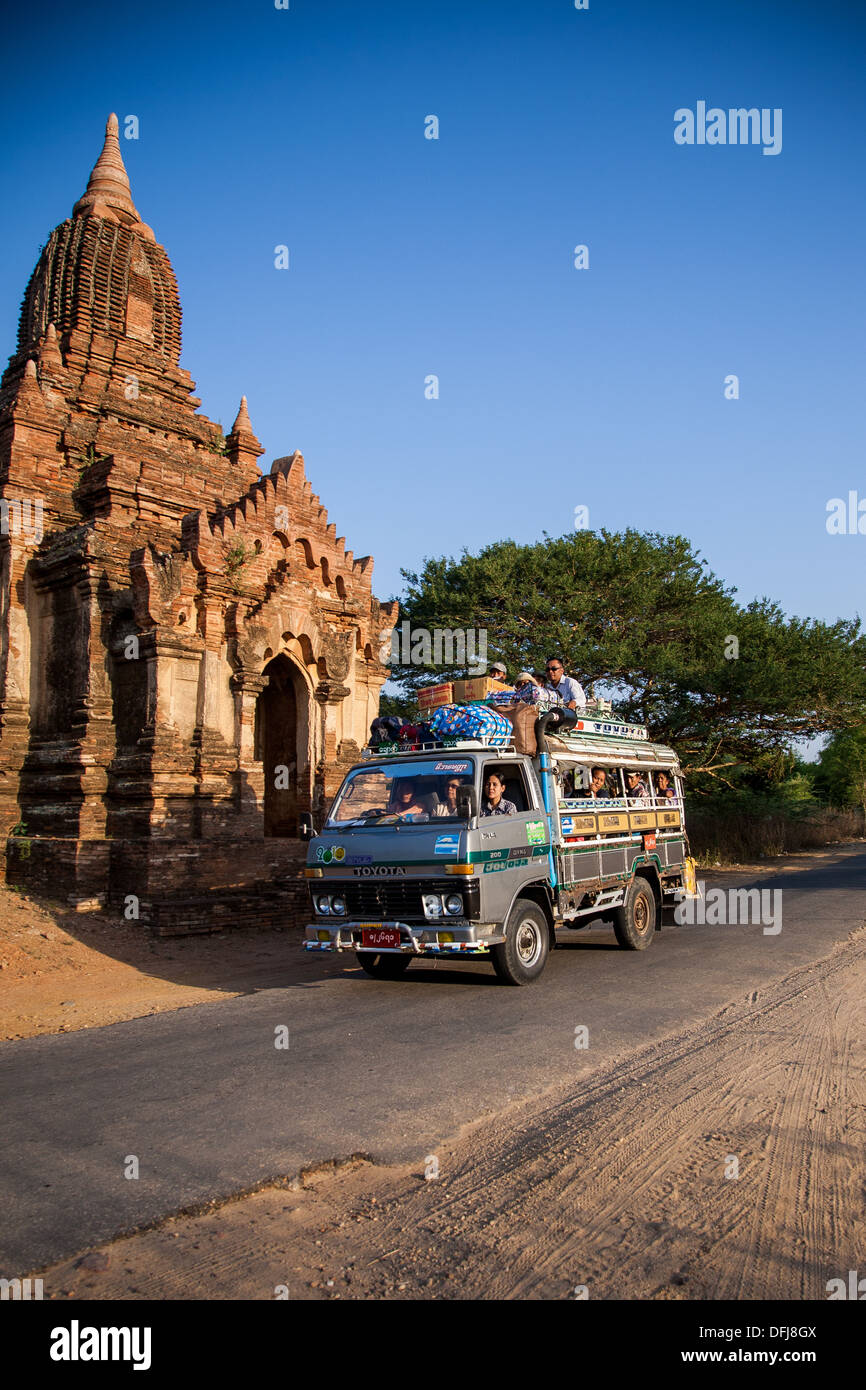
[255,654,301,837]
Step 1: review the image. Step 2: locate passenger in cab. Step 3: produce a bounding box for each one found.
[387,780,429,818]
[580,766,609,799]
[626,770,651,805]
[482,772,517,817]
[434,775,464,817]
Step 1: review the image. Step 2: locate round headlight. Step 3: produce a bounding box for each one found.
[331,896,347,915]
[445,894,463,915]
[314,895,331,915]
[422,893,442,918]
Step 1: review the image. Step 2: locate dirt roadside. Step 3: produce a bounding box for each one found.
[0,890,297,1041]
[30,916,866,1301]
[0,847,851,1042]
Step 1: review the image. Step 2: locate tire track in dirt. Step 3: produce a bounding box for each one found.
[35,926,866,1301]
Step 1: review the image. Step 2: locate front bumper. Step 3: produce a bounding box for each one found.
[304,920,506,955]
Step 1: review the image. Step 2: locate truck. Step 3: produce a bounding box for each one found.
[301,707,696,985]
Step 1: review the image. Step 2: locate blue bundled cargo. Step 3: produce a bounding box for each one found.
[428,703,512,745]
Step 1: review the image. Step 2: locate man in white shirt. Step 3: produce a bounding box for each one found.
[543,657,587,710]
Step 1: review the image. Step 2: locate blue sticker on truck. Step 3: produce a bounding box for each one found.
[434,833,460,856]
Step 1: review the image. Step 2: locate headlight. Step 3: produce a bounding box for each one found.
[422,893,443,918]
[331,896,347,915]
[445,894,463,915]
[314,895,331,915]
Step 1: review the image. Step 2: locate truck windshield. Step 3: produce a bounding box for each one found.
[326,757,476,826]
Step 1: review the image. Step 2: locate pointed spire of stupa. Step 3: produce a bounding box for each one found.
[38,322,64,370]
[72,114,152,236]
[226,395,264,477]
[230,395,254,435]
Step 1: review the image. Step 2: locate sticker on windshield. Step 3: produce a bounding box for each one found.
[435,833,460,855]
[434,761,472,773]
[525,821,546,845]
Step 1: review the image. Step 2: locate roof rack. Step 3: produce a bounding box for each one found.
[362,737,517,758]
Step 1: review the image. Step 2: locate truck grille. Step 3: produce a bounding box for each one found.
[312,878,479,920]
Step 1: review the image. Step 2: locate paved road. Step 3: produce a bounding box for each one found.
[2,845,863,1274]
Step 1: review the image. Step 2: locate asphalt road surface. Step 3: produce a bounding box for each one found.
[2,844,863,1274]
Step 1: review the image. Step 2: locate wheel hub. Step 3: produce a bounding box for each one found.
[516,919,542,965]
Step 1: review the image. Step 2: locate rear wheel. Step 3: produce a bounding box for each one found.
[612,877,656,950]
[356,952,413,979]
[491,900,550,985]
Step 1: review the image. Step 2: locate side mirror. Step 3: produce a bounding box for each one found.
[457,787,478,821]
[298,812,314,841]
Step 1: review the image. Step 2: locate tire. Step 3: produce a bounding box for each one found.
[491,900,550,985]
[356,952,413,979]
[612,877,656,951]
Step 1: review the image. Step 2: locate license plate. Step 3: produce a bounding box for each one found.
[361,927,401,950]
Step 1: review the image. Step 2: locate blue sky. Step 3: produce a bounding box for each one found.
[1,0,864,629]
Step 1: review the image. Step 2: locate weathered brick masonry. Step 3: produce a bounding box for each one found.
[0,115,396,930]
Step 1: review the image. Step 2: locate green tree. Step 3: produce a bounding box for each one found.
[814,725,866,815]
[389,530,866,792]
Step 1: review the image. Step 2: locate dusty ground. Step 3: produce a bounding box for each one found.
[31,917,866,1301]
[0,888,296,1041]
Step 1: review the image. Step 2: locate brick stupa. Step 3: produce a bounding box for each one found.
[0,115,396,928]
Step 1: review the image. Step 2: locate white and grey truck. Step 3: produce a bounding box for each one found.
[301,709,695,985]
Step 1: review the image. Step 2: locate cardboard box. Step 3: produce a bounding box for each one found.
[418,682,454,710]
[453,676,510,702]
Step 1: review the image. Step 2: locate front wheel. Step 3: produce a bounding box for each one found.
[356,952,413,979]
[612,877,656,950]
[491,900,550,985]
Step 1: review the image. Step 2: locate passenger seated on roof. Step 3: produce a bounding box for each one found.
[655,771,676,801]
[481,771,517,817]
[579,766,609,799]
[387,779,429,818]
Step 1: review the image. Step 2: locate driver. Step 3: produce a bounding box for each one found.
[387,779,428,819]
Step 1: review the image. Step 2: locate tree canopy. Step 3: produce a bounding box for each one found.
[386,530,866,794]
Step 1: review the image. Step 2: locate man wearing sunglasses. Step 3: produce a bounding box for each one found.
[543,657,586,710]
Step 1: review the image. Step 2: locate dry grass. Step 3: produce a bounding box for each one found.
[688,805,864,865]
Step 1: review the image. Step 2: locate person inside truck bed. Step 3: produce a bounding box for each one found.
[626,770,651,805]
[654,770,676,801]
[482,771,517,816]
[579,766,609,798]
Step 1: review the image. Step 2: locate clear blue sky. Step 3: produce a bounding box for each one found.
[1,0,864,628]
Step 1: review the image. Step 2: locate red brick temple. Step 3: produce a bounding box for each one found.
[0,115,395,929]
